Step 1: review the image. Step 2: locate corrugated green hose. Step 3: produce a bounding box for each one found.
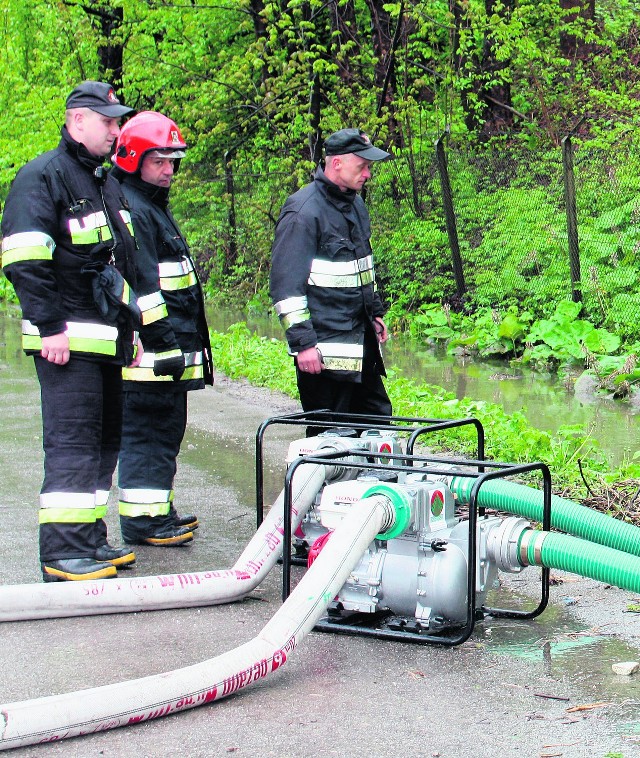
[450,476,640,557]
[521,530,640,593]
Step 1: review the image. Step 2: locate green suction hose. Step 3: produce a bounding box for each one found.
[520,530,640,594]
[450,476,640,558]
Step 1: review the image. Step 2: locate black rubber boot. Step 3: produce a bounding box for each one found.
[42,558,118,582]
[121,514,195,547]
[126,527,194,547]
[95,543,137,567]
[174,514,199,530]
[169,503,199,531]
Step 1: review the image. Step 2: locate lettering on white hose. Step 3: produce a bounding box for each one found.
[127,703,172,725]
[155,569,251,588]
[221,658,270,695]
[83,583,106,596]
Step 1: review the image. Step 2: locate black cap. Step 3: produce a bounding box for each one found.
[65,81,134,117]
[324,128,391,161]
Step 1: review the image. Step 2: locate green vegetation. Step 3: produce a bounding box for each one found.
[209,322,640,501]
[3,2,640,497]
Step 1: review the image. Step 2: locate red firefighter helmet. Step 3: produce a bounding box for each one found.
[113,111,187,174]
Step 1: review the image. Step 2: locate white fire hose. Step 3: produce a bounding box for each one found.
[0,494,396,751]
[0,462,326,622]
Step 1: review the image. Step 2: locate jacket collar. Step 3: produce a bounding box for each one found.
[120,171,170,207]
[59,126,105,171]
[314,165,356,211]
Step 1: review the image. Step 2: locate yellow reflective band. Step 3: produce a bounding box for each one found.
[118,486,172,518]
[121,280,135,307]
[308,256,375,288]
[119,502,171,517]
[281,309,311,329]
[275,295,308,316]
[68,212,113,245]
[123,365,204,382]
[160,271,197,291]
[119,209,134,237]
[39,508,96,524]
[39,490,96,524]
[158,257,197,291]
[118,489,173,517]
[122,351,203,382]
[308,270,374,288]
[141,303,168,325]
[275,296,311,330]
[94,504,108,519]
[1,231,56,267]
[157,348,183,361]
[22,320,118,357]
[138,292,168,325]
[321,356,362,372]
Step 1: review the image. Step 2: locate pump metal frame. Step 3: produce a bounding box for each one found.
[255,409,485,527]
[255,411,551,647]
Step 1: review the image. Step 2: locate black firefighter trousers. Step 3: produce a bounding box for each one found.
[34,356,122,563]
[117,389,188,541]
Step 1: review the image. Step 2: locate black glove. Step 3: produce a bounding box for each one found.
[153,354,185,381]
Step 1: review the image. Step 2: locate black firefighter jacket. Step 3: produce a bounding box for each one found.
[117,172,213,393]
[270,165,386,382]
[0,127,138,365]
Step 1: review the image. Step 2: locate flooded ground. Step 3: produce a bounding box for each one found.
[1,306,639,757]
[218,307,640,468]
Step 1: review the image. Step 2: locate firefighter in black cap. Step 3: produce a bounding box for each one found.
[1,81,141,581]
[270,128,393,433]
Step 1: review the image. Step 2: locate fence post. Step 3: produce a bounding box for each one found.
[223,148,237,277]
[435,133,466,299]
[561,135,581,303]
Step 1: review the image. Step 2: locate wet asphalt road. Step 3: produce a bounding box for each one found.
[1,330,639,757]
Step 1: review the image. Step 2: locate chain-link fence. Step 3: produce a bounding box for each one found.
[366,135,640,338]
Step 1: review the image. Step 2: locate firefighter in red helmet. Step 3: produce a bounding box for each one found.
[113,111,213,547]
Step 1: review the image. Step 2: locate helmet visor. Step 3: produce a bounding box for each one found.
[147,149,186,159]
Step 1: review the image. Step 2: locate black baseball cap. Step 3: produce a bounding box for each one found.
[65,81,135,117]
[324,128,391,161]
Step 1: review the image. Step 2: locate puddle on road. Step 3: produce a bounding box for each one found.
[476,584,640,735]
[181,424,288,512]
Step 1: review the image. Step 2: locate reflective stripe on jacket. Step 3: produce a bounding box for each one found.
[123,350,204,382]
[115,171,213,392]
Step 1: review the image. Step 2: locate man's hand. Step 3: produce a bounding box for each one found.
[128,339,144,368]
[373,317,389,344]
[41,333,70,365]
[296,346,324,374]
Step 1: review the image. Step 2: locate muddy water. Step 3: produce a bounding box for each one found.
[210,308,640,467]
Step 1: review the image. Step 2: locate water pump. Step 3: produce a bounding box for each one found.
[286,429,534,634]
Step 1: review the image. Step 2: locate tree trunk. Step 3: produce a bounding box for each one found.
[560,0,596,59]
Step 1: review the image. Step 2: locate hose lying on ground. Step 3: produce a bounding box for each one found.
[0,493,397,752]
